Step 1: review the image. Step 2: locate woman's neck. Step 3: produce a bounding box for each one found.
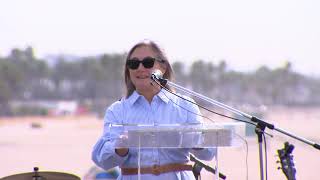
[136,86,161,103]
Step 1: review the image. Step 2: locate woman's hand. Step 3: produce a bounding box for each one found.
[115,148,129,157]
[115,134,129,157]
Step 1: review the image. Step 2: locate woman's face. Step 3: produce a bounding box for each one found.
[128,45,165,93]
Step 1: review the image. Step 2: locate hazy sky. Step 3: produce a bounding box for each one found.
[1,0,320,76]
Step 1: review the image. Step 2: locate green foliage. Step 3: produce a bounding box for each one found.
[0,46,319,116]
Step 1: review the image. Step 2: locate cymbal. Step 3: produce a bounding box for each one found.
[1,171,80,180]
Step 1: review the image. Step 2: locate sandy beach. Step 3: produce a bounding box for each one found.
[0,106,319,179]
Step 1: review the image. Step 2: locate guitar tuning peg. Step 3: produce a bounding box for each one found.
[277,167,282,170]
[276,160,280,163]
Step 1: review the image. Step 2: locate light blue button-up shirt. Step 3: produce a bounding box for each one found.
[92,89,216,180]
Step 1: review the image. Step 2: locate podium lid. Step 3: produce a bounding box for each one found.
[110,122,245,148]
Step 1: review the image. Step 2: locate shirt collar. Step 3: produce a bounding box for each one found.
[157,88,170,104]
[127,91,141,106]
[126,89,171,106]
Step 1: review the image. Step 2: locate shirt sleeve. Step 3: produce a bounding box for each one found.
[91,106,129,170]
[184,96,204,124]
[184,96,217,161]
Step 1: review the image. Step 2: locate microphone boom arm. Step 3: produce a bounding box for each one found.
[151,77,320,180]
[157,78,320,150]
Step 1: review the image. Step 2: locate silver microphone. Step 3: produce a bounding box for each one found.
[151,69,167,85]
[151,69,163,80]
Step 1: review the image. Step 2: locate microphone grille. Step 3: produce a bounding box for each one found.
[152,69,163,78]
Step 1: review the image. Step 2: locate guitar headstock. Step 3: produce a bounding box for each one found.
[277,142,296,180]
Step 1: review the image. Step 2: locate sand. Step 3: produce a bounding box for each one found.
[0,106,319,179]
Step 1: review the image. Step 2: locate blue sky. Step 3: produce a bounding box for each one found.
[1,0,320,76]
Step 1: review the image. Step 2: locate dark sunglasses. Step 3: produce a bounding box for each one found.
[126,57,164,70]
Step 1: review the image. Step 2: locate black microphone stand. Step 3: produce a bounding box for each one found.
[190,154,226,179]
[151,76,320,180]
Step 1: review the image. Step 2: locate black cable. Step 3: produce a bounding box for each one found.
[152,80,257,126]
[159,88,216,123]
[235,133,249,180]
[151,79,253,180]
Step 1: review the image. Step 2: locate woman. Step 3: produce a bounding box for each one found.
[92,40,215,180]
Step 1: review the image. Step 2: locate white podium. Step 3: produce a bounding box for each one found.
[110,123,245,179]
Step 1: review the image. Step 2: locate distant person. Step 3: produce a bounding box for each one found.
[92,40,215,179]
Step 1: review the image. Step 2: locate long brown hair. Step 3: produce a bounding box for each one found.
[124,40,174,98]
